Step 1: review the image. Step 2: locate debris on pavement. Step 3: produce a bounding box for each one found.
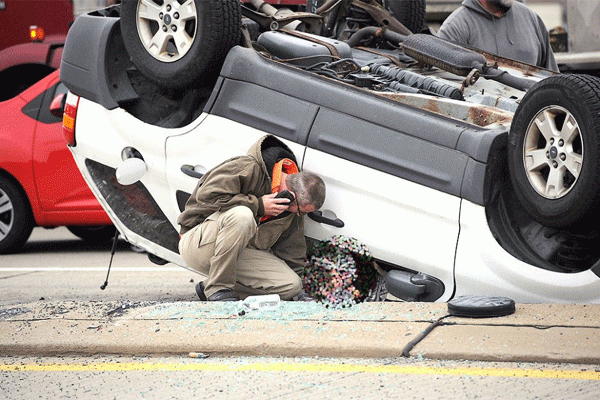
[188,352,209,359]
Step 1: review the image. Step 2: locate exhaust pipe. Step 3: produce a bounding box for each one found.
[248,0,303,31]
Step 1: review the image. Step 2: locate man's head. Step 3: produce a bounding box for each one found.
[480,0,512,16]
[285,171,326,215]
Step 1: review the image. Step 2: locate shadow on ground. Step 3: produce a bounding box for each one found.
[20,239,136,254]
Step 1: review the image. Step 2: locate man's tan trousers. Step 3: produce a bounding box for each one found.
[178,206,301,299]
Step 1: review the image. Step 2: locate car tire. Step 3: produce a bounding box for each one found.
[67,225,117,245]
[383,0,425,34]
[0,178,34,254]
[120,0,241,90]
[508,74,600,228]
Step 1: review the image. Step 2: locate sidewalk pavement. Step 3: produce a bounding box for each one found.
[1,300,599,364]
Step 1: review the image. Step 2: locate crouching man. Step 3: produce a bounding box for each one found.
[178,135,326,301]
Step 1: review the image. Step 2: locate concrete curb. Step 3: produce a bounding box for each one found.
[1,301,599,363]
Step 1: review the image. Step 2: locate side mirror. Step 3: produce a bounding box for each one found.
[50,93,66,116]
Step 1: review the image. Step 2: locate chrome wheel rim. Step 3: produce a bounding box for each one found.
[0,188,14,241]
[136,0,197,62]
[523,105,583,199]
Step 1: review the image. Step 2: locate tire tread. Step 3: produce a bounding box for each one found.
[508,73,600,228]
[120,0,241,89]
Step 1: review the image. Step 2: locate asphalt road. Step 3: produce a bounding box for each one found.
[1,354,599,400]
[1,227,600,399]
[1,227,200,306]
[2,355,599,400]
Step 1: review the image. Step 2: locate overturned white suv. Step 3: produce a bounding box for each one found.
[60,0,600,303]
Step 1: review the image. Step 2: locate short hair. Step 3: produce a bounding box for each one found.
[287,171,326,210]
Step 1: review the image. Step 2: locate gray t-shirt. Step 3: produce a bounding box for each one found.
[438,0,559,71]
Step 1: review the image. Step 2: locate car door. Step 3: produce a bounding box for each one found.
[302,107,464,301]
[165,78,314,228]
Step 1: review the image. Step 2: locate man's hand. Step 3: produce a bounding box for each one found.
[262,192,293,216]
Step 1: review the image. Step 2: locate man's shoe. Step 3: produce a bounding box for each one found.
[207,289,240,301]
[292,289,315,302]
[195,282,208,301]
[196,281,239,302]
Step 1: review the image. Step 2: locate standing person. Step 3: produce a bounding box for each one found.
[438,0,559,71]
[178,135,326,302]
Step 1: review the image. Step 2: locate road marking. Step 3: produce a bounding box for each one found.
[1,362,599,380]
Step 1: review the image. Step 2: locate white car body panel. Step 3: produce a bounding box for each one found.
[69,99,189,261]
[303,148,460,301]
[164,114,307,223]
[72,98,461,297]
[72,103,309,267]
[456,201,600,303]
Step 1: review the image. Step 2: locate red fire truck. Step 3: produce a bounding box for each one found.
[0,0,74,100]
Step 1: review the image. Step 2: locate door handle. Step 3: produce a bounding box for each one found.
[308,210,344,228]
[181,165,204,179]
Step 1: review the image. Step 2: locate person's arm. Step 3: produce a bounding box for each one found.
[194,158,265,217]
[535,14,559,72]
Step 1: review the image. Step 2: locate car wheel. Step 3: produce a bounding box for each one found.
[383,0,425,34]
[0,178,34,254]
[120,0,241,90]
[508,74,600,228]
[67,225,117,245]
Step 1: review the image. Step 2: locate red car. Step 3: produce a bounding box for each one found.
[0,69,113,253]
